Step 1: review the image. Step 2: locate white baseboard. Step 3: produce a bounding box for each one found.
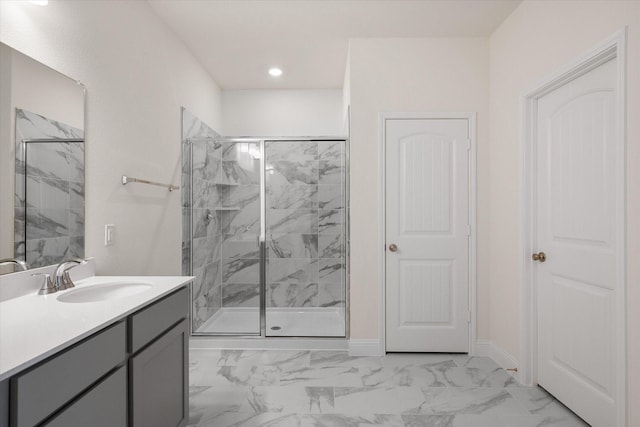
[475,339,519,380]
[348,339,384,356]
[474,339,491,357]
[488,341,519,372]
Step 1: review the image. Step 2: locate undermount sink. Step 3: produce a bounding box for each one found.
[56,281,153,303]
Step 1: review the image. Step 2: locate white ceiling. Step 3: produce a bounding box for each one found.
[148,0,521,90]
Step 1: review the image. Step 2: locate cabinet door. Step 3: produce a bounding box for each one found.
[44,366,127,427]
[130,319,188,427]
[129,287,189,353]
[11,321,126,427]
[1,379,8,427]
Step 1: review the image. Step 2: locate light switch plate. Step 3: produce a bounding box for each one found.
[104,224,115,246]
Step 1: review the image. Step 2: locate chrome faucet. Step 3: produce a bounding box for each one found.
[54,258,87,290]
[32,272,57,295]
[0,258,30,272]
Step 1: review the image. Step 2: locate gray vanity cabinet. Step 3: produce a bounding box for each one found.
[5,286,189,427]
[44,366,128,427]
[129,287,189,427]
[11,321,127,427]
[130,319,189,427]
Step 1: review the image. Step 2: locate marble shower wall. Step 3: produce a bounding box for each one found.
[184,130,347,332]
[219,142,261,310]
[265,141,346,309]
[182,108,223,331]
[15,109,85,268]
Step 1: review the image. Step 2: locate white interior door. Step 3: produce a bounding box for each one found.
[535,58,619,427]
[385,118,470,352]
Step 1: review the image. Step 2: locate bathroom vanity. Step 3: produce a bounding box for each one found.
[0,269,193,427]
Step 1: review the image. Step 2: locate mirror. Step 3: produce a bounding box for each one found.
[0,42,86,274]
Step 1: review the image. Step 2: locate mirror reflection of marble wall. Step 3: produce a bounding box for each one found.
[15,109,85,268]
[0,42,85,274]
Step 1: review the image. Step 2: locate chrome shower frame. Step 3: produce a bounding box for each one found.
[185,136,350,341]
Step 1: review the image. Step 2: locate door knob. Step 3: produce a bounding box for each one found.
[388,243,398,252]
[532,252,546,262]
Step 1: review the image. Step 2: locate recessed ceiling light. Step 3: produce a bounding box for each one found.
[268,67,283,77]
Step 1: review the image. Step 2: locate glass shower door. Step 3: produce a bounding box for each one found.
[264,140,346,337]
[189,136,262,335]
[216,141,262,334]
[183,111,349,338]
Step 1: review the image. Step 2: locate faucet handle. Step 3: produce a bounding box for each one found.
[59,271,75,290]
[32,273,57,295]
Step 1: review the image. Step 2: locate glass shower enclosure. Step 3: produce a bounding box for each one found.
[182,110,347,338]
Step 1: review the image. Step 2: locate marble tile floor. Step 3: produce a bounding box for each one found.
[188,350,589,427]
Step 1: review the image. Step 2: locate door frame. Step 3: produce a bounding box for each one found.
[379,112,478,354]
[519,29,627,424]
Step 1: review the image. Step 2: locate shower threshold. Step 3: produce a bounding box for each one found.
[195,307,345,337]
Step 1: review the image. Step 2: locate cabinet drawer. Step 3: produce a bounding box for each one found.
[129,287,188,353]
[11,321,126,427]
[43,366,127,427]
[131,318,188,427]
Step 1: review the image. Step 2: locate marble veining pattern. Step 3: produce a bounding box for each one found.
[268,282,319,307]
[267,209,319,235]
[264,141,347,314]
[223,239,261,260]
[182,108,222,331]
[222,160,260,185]
[318,234,345,258]
[222,283,260,307]
[318,185,344,210]
[223,258,260,284]
[267,259,319,283]
[220,205,261,238]
[188,350,589,427]
[267,184,318,210]
[15,108,84,141]
[318,209,344,234]
[318,283,344,307]
[218,143,261,312]
[319,259,345,284]
[187,138,347,333]
[269,234,318,259]
[15,109,85,269]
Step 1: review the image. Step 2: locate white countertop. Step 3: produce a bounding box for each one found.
[0,274,193,381]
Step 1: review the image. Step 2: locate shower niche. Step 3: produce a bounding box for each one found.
[182,109,347,338]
